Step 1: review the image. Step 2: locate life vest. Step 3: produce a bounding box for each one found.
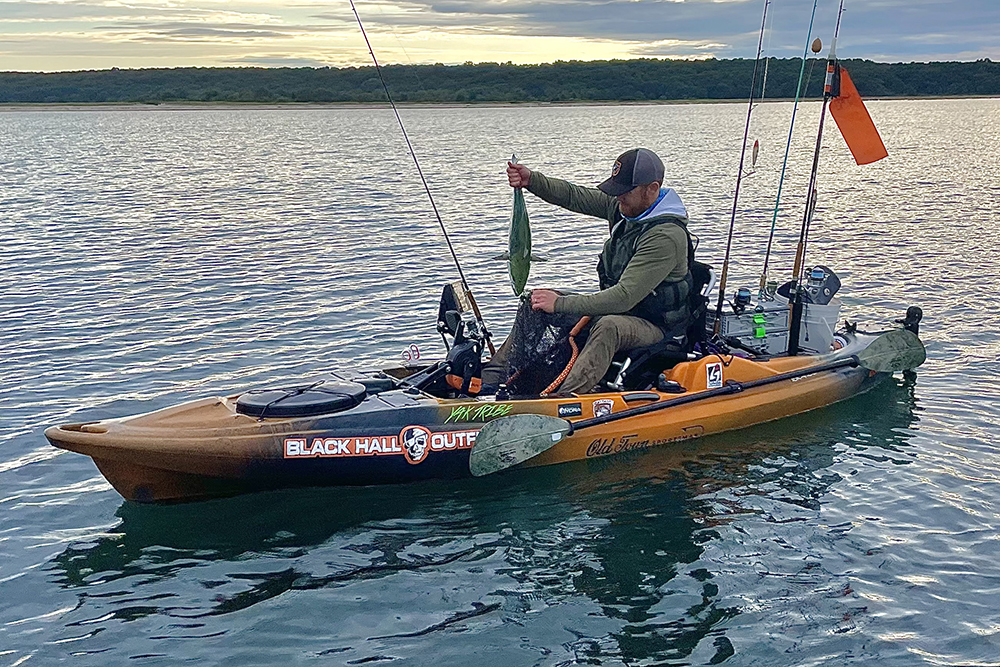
[596,214,695,335]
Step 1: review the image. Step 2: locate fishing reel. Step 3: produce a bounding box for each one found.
[435,282,486,396]
[731,287,753,314]
[444,335,483,396]
[440,313,484,396]
[437,281,487,348]
[758,279,779,302]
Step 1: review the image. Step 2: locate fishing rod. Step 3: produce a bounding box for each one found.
[787,0,846,355]
[757,0,821,300]
[711,0,771,335]
[349,0,496,355]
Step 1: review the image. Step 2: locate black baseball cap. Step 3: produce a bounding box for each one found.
[597,148,665,196]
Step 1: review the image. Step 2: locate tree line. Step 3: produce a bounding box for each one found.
[1,58,997,104]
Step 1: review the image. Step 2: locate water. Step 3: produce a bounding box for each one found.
[2,99,999,665]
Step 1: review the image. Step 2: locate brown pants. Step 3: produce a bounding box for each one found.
[482,314,664,394]
[560,315,664,393]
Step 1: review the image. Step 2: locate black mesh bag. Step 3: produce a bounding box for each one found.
[502,298,589,396]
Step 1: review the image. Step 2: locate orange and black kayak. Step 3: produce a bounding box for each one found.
[45,330,905,503]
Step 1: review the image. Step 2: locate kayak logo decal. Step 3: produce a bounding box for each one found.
[586,430,701,458]
[593,399,614,418]
[558,403,582,418]
[444,402,514,424]
[400,425,431,464]
[282,427,479,464]
[284,435,402,458]
[706,362,723,389]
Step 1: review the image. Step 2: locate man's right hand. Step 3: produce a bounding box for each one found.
[507,162,531,189]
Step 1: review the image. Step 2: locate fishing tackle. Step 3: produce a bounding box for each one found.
[757,0,821,300]
[788,0,846,355]
[350,0,496,354]
[711,0,770,335]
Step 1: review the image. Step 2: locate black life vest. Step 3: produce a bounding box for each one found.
[596,214,695,334]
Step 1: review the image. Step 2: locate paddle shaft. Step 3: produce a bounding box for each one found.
[566,355,859,434]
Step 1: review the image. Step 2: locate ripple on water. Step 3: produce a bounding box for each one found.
[2,100,1000,665]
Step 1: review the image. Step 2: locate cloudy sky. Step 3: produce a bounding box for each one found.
[1,0,996,72]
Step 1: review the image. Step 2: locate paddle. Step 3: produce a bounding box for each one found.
[469,328,925,476]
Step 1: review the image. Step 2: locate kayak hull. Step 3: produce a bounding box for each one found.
[46,333,887,502]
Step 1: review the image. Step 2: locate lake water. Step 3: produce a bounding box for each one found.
[2,99,999,666]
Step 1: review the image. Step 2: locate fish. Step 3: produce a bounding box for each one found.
[507,154,531,295]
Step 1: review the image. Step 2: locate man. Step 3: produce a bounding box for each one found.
[490,147,695,394]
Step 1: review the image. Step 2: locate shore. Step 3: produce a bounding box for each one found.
[1,95,998,112]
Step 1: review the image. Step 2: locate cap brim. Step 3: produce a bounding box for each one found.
[597,178,636,197]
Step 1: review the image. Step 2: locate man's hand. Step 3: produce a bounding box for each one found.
[530,289,558,313]
[507,162,531,189]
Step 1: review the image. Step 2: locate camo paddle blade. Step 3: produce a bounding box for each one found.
[856,329,926,373]
[509,186,531,295]
[469,414,570,476]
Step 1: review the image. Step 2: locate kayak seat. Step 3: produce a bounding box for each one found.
[602,263,714,392]
[236,379,366,418]
[603,337,691,391]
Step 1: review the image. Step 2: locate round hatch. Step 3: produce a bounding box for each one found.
[236,380,366,418]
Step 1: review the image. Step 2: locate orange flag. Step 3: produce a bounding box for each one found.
[830,67,888,165]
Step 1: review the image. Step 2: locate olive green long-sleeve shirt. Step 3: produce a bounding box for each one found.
[526,171,689,316]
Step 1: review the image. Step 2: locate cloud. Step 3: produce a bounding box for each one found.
[1,0,996,71]
[223,53,335,67]
[0,1,281,25]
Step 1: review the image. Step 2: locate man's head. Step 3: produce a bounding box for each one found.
[598,148,665,218]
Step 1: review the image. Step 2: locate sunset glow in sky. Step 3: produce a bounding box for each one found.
[1,0,996,72]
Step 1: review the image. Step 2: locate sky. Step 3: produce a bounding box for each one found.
[1,0,997,72]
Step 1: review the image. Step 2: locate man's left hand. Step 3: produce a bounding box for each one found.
[530,289,558,313]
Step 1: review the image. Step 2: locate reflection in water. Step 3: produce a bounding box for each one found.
[4,100,995,666]
[45,377,919,663]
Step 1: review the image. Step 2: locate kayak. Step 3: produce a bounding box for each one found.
[45,314,917,503]
[46,5,909,504]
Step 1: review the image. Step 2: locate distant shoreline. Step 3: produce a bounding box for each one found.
[4,60,997,104]
[2,95,997,112]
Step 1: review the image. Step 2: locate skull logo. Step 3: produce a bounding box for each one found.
[400,425,431,465]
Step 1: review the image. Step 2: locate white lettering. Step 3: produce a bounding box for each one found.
[430,431,477,451]
[284,431,477,459]
[284,438,305,457]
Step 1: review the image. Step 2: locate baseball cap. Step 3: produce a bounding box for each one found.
[597,148,665,197]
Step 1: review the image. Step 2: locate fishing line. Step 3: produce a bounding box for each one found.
[756,0,820,299]
[787,0,846,356]
[350,0,495,354]
[795,0,846,284]
[372,0,432,98]
[759,7,775,101]
[711,0,770,335]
